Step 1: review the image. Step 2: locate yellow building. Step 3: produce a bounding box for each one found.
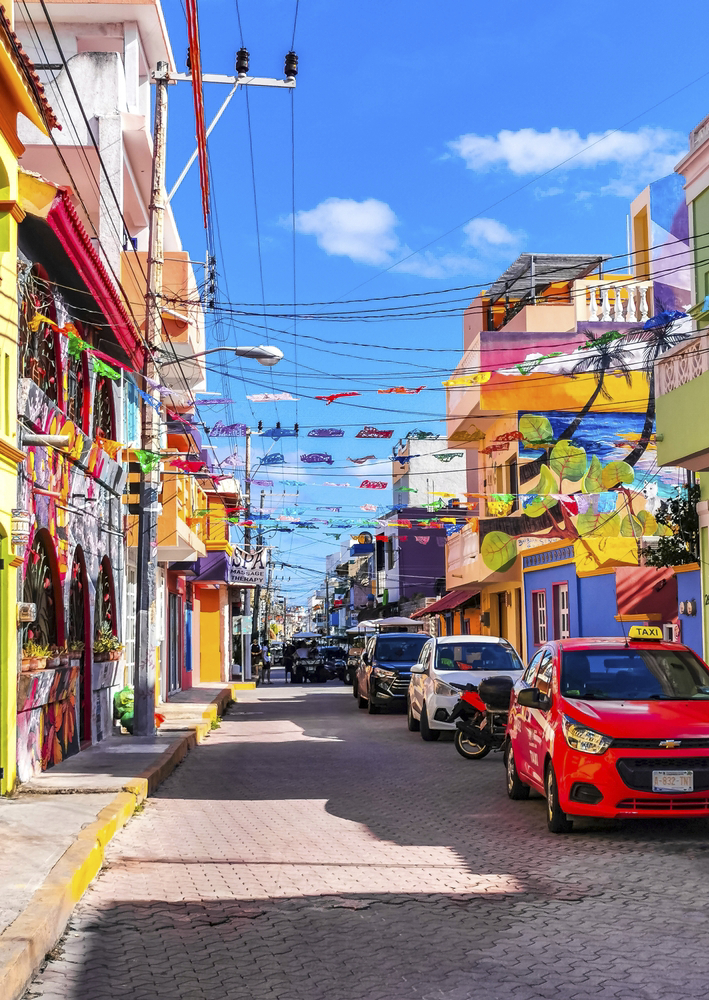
[0,4,57,793]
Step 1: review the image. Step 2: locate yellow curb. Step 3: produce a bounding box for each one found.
[231,681,256,690]
[0,729,196,1000]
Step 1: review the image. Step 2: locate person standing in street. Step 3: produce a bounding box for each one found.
[261,640,272,684]
[251,639,263,686]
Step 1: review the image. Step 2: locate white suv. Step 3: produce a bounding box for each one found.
[407,636,524,741]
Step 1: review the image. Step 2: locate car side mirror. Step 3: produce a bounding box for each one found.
[410,663,425,674]
[517,687,551,710]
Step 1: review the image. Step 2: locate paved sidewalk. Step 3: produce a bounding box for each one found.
[0,682,236,1000]
[21,679,709,1000]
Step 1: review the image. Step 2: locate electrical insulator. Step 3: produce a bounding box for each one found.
[294,423,299,434]
[276,421,281,429]
[258,421,263,432]
[186,49,192,71]
[284,50,298,79]
[236,47,250,75]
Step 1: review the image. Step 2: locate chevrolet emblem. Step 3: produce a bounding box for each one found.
[659,740,682,749]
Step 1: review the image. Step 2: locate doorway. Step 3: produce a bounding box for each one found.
[167,592,181,695]
[496,592,508,640]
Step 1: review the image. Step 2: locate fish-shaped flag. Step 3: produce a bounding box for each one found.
[348,455,376,465]
[360,480,387,489]
[300,453,333,464]
[378,386,426,394]
[308,428,345,437]
[315,391,360,405]
[356,427,393,439]
[247,392,299,402]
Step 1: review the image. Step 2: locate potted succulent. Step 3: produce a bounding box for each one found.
[67,639,84,667]
[22,640,51,671]
[94,624,123,662]
[47,645,62,669]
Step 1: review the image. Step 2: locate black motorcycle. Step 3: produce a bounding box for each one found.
[447,675,514,760]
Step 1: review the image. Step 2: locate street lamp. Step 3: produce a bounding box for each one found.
[159,345,284,367]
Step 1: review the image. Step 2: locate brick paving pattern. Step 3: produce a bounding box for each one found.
[24,682,709,1000]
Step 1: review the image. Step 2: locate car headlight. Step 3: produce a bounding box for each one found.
[562,715,612,755]
[372,666,395,678]
[434,678,460,697]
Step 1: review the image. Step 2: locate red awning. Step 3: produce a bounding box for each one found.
[47,190,144,370]
[411,588,480,618]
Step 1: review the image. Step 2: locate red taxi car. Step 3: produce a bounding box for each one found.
[505,627,709,833]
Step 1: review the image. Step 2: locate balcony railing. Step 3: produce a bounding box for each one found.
[655,334,709,397]
[580,279,651,324]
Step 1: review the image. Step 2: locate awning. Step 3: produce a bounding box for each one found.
[411,588,480,618]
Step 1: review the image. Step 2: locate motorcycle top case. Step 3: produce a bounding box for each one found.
[477,675,514,710]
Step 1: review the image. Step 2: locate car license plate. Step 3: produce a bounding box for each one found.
[652,770,694,793]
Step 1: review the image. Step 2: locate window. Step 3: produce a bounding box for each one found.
[536,651,553,698]
[386,536,396,570]
[532,590,547,645]
[18,265,61,405]
[523,649,544,686]
[553,583,570,639]
[93,375,115,440]
[123,376,141,447]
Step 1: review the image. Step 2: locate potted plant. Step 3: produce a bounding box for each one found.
[21,640,51,671]
[94,624,123,662]
[47,645,62,669]
[67,639,84,666]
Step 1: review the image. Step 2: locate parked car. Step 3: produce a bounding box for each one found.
[407,636,524,742]
[505,627,709,833]
[347,636,367,691]
[354,632,429,713]
[270,641,284,666]
[318,645,349,681]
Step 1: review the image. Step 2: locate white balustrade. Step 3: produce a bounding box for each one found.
[586,282,651,324]
[655,335,709,397]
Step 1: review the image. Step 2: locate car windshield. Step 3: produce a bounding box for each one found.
[376,635,428,662]
[435,642,523,672]
[561,648,709,700]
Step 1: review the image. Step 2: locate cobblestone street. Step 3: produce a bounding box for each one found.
[24,680,709,1000]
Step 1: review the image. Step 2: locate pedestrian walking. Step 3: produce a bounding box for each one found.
[283,642,294,683]
[251,639,263,686]
[261,640,272,684]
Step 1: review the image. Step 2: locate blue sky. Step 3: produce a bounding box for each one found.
[162,0,709,602]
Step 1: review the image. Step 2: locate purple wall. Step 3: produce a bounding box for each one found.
[395,506,446,599]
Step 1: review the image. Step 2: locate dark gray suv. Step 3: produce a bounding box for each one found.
[354,632,429,714]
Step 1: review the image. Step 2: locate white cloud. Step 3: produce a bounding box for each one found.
[449,126,686,183]
[295,198,523,278]
[463,217,522,250]
[294,197,399,266]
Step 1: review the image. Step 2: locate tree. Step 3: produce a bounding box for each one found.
[559,329,633,442]
[623,317,688,468]
[644,482,700,568]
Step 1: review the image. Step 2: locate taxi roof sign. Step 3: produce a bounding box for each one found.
[628,625,663,641]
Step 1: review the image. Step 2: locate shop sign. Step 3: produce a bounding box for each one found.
[229,547,268,587]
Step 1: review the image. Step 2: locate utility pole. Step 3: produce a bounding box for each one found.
[134,59,169,737]
[264,561,273,641]
[325,575,331,638]
[242,427,252,680]
[251,489,265,641]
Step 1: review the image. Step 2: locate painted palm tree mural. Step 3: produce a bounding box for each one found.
[479,317,687,574]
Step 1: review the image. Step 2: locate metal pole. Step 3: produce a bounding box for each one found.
[251,489,265,641]
[325,575,331,638]
[242,428,251,680]
[134,60,168,737]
